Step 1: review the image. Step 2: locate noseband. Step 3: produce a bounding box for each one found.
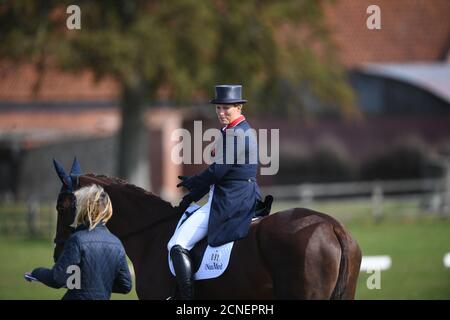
[54,191,77,245]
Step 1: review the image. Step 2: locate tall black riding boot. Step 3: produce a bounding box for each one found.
[170,245,195,300]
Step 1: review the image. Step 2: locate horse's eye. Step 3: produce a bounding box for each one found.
[56,202,68,212]
[56,194,76,212]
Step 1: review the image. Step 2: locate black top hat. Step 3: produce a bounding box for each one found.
[210,85,247,104]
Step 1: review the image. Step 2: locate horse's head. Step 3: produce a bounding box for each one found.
[53,158,82,262]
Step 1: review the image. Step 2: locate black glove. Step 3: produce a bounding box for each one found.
[176,175,195,190]
[177,194,193,214]
[176,175,189,187]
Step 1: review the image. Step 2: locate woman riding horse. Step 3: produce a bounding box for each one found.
[168,84,262,300]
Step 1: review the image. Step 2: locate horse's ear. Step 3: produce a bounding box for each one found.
[53,158,71,189]
[70,157,82,175]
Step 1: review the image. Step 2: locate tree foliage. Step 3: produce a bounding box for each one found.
[1,0,355,117]
[1,0,357,186]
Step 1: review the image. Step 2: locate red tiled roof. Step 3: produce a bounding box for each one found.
[0,1,449,101]
[323,0,450,67]
[0,107,183,148]
[0,62,119,101]
[0,108,119,148]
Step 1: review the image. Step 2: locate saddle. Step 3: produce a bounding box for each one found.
[188,195,273,273]
[254,195,273,218]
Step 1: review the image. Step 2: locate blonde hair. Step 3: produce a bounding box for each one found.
[71,184,113,231]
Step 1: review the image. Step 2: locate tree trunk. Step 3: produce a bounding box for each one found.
[117,79,151,191]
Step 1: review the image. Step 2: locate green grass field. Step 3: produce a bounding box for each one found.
[0,236,138,300]
[351,219,450,299]
[1,198,449,299]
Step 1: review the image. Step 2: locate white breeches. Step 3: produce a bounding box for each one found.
[167,185,214,251]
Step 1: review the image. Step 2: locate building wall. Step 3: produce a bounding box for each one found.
[15,136,118,202]
[350,72,450,115]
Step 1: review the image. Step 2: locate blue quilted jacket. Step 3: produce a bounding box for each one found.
[32,224,132,300]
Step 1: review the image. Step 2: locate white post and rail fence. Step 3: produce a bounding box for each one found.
[261,177,450,220]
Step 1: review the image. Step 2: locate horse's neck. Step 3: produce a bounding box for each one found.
[118,218,178,270]
[108,195,179,266]
[81,174,180,266]
[109,195,178,231]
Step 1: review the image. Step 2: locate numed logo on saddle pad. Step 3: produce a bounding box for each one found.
[168,204,234,280]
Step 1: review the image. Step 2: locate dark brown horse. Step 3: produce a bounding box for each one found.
[54,171,362,299]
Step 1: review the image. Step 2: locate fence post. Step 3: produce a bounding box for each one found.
[49,206,55,238]
[372,183,383,223]
[27,197,40,237]
[299,184,314,208]
[442,160,450,218]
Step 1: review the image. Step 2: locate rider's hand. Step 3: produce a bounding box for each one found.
[177,194,193,214]
[176,175,195,190]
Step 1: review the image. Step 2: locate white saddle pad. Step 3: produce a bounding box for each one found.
[168,204,234,280]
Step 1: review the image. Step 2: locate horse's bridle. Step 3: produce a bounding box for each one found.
[54,191,77,246]
[54,174,181,244]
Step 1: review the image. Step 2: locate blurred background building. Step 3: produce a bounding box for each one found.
[1,0,449,204]
[0,1,450,301]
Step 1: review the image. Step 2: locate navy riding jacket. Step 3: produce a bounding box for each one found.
[182,119,262,247]
[32,224,132,300]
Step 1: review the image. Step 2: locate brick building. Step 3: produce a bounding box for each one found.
[1,0,449,201]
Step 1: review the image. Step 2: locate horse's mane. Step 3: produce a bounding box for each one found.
[83,173,176,211]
